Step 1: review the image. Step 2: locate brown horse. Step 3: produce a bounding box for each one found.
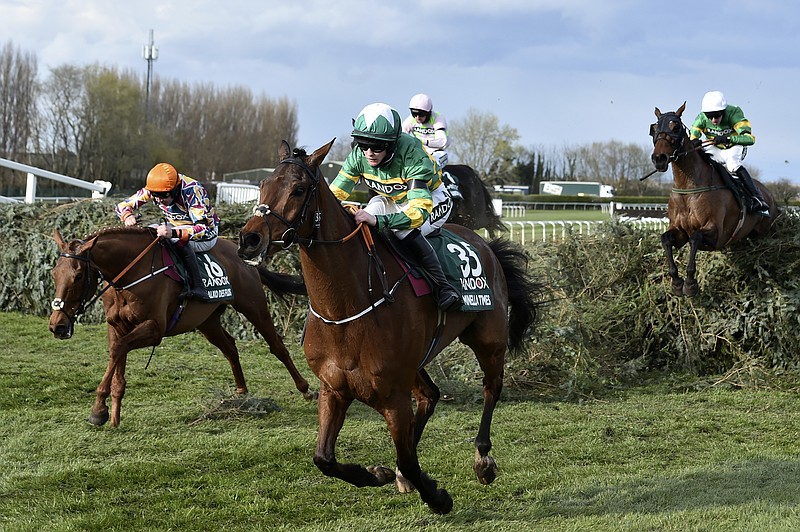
[49,226,315,427]
[649,102,778,296]
[444,164,506,237]
[238,140,541,514]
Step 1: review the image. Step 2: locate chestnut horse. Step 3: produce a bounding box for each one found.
[49,227,315,427]
[649,102,778,296]
[238,140,541,514]
[444,164,506,237]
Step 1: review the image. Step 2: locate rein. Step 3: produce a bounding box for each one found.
[52,234,162,325]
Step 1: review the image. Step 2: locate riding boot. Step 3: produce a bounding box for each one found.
[442,171,463,201]
[736,167,770,217]
[404,230,462,312]
[175,244,208,299]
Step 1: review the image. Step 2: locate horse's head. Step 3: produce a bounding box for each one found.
[650,102,688,172]
[49,228,99,339]
[238,139,335,265]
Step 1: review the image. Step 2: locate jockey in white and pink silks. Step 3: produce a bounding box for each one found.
[402,93,462,200]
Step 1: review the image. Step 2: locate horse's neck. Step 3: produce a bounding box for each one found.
[672,151,710,189]
[299,195,381,309]
[91,231,157,278]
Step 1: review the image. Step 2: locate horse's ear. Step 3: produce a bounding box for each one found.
[654,107,662,118]
[307,138,336,168]
[676,101,686,117]
[278,140,291,160]
[53,228,67,251]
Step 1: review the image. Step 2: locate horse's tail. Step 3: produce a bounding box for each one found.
[256,266,307,297]
[489,238,544,353]
[464,166,505,236]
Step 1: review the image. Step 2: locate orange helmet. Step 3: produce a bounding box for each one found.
[146,163,179,192]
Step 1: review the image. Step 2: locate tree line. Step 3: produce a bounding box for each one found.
[0,41,297,197]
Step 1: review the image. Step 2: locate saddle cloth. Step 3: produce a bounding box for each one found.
[161,245,234,303]
[388,229,494,312]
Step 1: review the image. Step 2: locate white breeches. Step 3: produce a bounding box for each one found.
[704,145,746,173]
[364,186,453,239]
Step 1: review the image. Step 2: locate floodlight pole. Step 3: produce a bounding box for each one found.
[142,29,159,121]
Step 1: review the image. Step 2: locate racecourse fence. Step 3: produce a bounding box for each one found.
[484,217,669,244]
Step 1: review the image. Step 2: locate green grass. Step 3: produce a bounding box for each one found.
[3,311,800,531]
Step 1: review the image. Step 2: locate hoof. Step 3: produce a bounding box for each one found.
[671,280,685,297]
[303,390,319,401]
[395,468,415,493]
[88,410,109,426]
[683,280,699,297]
[473,453,498,485]
[366,465,396,486]
[428,488,453,515]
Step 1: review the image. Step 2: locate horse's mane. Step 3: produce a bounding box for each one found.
[85,225,155,241]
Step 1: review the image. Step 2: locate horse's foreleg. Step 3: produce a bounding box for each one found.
[396,370,441,493]
[661,230,685,296]
[312,385,394,486]
[91,321,159,427]
[683,232,706,297]
[384,398,453,514]
[197,317,248,394]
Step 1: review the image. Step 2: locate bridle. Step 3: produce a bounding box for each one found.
[250,151,362,249]
[50,250,102,327]
[650,111,689,163]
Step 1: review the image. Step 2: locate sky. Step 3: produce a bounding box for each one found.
[3,0,799,183]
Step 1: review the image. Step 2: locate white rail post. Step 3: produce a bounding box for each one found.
[25,172,37,203]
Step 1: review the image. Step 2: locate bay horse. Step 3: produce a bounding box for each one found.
[238,140,541,514]
[444,164,506,238]
[649,102,778,296]
[49,226,315,427]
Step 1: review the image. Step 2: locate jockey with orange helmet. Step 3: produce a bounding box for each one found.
[115,163,220,298]
[401,93,461,200]
[331,102,462,312]
[689,91,768,217]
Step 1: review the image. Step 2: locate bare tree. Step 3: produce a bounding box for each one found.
[0,41,38,194]
[449,108,519,178]
[766,178,800,206]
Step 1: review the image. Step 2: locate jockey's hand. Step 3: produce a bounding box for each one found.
[156,222,173,238]
[712,134,730,147]
[690,138,703,149]
[123,215,138,227]
[353,209,377,227]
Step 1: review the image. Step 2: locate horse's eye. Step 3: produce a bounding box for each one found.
[293,186,306,197]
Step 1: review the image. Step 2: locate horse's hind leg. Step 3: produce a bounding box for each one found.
[396,370,441,494]
[313,384,395,487]
[197,312,247,394]
[472,347,504,485]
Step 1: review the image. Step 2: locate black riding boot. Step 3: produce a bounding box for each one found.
[404,230,462,312]
[736,167,770,217]
[175,244,208,299]
[442,171,463,201]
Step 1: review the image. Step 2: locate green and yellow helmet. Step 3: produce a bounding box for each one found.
[351,103,402,144]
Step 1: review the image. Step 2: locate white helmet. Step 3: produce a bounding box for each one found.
[701,91,727,113]
[409,93,433,113]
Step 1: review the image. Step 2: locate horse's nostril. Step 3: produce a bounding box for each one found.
[243,232,261,249]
